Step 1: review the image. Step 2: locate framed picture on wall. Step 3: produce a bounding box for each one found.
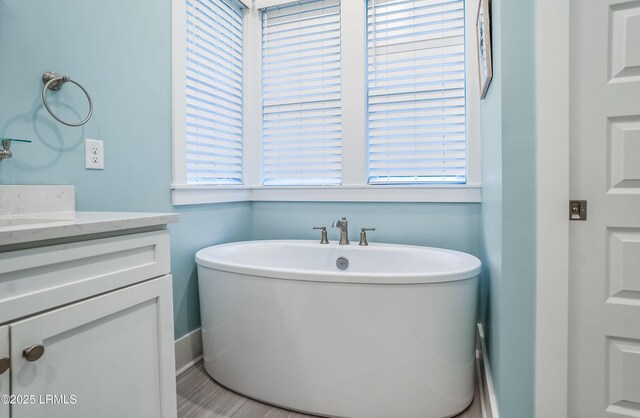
[476,0,493,99]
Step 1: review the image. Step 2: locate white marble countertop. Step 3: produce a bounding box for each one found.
[0,211,179,248]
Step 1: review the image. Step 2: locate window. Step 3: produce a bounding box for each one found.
[367,0,466,184]
[172,0,479,204]
[262,0,342,186]
[185,0,244,184]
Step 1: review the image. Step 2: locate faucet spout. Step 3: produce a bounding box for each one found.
[332,217,349,245]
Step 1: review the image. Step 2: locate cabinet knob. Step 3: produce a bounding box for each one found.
[23,344,45,362]
[0,357,9,375]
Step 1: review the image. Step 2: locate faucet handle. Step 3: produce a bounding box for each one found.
[359,227,375,246]
[313,226,329,244]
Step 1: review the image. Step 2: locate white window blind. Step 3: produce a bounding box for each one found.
[367,0,466,184]
[185,0,244,184]
[262,0,342,186]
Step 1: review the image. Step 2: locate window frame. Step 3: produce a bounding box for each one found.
[172,0,481,205]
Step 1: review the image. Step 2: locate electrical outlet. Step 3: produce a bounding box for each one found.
[85,139,104,170]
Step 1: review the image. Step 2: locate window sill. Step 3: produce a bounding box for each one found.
[172,184,481,205]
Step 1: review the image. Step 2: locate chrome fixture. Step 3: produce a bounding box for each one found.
[23,344,45,362]
[42,71,93,127]
[0,138,31,161]
[313,226,329,244]
[569,200,587,221]
[359,228,375,246]
[332,217,349,245]
[336,256,349,270]
[0,140,12,160]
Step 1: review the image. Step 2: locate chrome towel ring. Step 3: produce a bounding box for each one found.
[41,71,93,127]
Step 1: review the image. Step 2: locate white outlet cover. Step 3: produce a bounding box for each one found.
[85,138,104,170]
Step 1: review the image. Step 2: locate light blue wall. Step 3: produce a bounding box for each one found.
[0,0,486,344]
[0,8,537,415]
[170,205,251,336]
[480,0,504,391]
[480,0,536,415]
[500,0,536,412]
[0,0,251,339]
[251,202,482,256]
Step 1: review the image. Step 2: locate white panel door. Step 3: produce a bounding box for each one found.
[9,276,177,418]
[569,0,640,416]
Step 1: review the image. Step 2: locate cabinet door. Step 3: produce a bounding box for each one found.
[0,326,8,418]
[10,275,177,418]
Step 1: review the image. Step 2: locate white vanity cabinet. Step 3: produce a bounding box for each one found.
[0,326,9,418]
[0,222,178,418]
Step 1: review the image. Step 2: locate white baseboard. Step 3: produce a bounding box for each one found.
[477,323,499,418]
[175,327,203,376]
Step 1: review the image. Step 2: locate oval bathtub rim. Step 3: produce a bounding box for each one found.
[195,240,481,285]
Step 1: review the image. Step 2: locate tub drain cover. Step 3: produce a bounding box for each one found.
[336,256,349,270]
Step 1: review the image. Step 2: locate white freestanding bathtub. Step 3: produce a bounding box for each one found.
[196,240,481,418]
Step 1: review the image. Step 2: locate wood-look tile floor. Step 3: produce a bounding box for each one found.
[177,362,481,418]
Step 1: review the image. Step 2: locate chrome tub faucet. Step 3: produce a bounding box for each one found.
[332,217,349,245]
